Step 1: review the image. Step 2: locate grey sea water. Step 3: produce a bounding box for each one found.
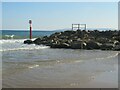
[1,30,119,88]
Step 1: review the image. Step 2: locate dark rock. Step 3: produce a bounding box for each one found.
[51,43,70,48]
[23,30,120,51]
[24,40,34,44]
[101,43,114,50]
[49,32,61,39]
[86,41,100,50]
[33,38,42,45]
[33,37,51,46]
[114,45,120,51]
[63,30,76,35]
[71,41,86,49]
[43,36,48,39]
[41,40,52,46]
[113,42,120,51]
[96,38,108,44]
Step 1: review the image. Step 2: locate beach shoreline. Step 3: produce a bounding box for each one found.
[2,48,118,88]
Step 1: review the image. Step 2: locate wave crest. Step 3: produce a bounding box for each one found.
[0,39,49,51]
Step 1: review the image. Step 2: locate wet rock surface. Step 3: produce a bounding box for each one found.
[24,40,34,44]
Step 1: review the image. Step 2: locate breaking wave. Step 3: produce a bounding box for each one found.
[0,39,49,52]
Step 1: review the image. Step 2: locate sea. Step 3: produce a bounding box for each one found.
[1,30,119,88]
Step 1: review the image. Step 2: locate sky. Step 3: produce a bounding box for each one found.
[2,2,118,30]
[118,2,120,30]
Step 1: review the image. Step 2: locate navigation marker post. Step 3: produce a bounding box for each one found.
[29,20,32,39]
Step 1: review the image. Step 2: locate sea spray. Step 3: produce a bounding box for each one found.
[1,39,49,52]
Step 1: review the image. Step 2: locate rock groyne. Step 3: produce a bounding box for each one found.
[24,30,120,51]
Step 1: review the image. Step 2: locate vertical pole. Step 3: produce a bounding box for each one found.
[29,20,32,39]
[30,24,32,39]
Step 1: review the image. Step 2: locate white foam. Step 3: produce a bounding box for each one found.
[74,60,83,63]
[0,39,49,52]
[95,53,118,60]
[0,38,36,44]
[106,53,118,59]
[28,64,39,69]
[1,46,49,52]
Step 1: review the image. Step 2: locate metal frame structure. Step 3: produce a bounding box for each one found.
[72,24,86,30]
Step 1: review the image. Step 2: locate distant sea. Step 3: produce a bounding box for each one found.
[1,30,119,88]
[1,30,57,39]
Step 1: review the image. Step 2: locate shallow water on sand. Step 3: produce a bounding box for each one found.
[2,39,119,88]
[2,49,119,88]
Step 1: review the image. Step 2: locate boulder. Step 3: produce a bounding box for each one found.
[50,43,70,48]
[49,32,61,39]
[96,38,108,44]
[101,43,114,50]
[114,45,120,51]
[33,37,51,46]
[85,41,100,50]
[24,40,34,44]
[113,42,120,51]
[71,41,86,49]
[63,30,76,35]
[33,38,42,45]
[41,40,52,46]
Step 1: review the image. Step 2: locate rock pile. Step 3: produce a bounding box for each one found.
[24,30,120,51]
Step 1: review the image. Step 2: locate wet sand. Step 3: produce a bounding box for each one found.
[3,51,118,88]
